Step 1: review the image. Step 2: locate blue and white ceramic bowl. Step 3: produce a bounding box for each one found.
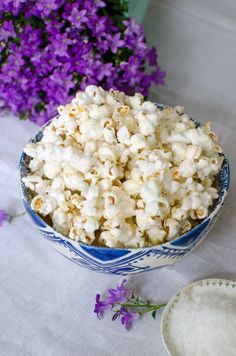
[19,109,230,275]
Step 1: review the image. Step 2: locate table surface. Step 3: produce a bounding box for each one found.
[0,1,236,355]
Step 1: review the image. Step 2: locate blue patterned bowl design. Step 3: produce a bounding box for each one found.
[19,108,230,275]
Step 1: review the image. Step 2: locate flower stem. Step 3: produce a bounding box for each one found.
[121,302,166,309]
[12,211,26,218]
[9,211,26,222]
[139,304,166,315]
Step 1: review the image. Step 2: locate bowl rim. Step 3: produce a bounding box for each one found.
[19,107,230,251]
[161,278,236,356]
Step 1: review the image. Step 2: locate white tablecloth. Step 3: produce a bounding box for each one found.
[0,1,236,355]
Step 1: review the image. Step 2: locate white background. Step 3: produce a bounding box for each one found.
[0,1,236,355]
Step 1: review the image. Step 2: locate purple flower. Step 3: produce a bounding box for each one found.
[0,21,16,41]
[94,294,109,319]
[7,53,25,69]
[112,311,120,321]
[68,8,89,29]
[94,279,166,331]
[93,16,107,36]
[12,0,27,15]
[108,33,125,54]
[94,0,105,8]
[0,0,165,123]
[31,110,49,126]
[0,210,9,226]
[151,66,166,86]
[36,0,61,17]
[120,307,136,330]
[107,279,128,304]
[96,62,113,81]
[123,18,142,36]
[147,48,157,66]
[50,34,73,58]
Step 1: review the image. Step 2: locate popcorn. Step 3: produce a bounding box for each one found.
[185,145,202,160]
[81,200,97,217]
[23,86,223,248]
[130,133,147,153]
[103,127,116,144]
[145,197,170,218]
[138,114,156,136]
[24,143,38,158]
[117,125,130,144]
[80,119,102,141]
[69,227,85,242]
[99,230,118,248]
[178,159,196,178]
[123,179,140,195]
[164,218,180,240]
[31,195,57,216]
[147,226,166,244]
[117,105,130,116]
[51,177,65,191]
[29,158,43,172]
[172,143,186,163]
[89,104,112,120]
[52,208,70,235]
[62,166,84,191]
[98,145,117,162]
[84,140,97,154]
[44,162,61,179]
[22,175,44,191]
[140,180,161,204]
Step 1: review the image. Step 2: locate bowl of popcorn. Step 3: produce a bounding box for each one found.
[19,86,230,275]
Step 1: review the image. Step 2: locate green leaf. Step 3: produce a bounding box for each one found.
[152,310,157,319]
[120,0,129,13]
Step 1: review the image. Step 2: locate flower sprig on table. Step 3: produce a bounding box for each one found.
[94,279,166,330]
[0,0,165,125]
[0,209,25,227]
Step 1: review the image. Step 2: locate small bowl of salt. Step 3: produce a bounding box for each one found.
[162,279,236,356]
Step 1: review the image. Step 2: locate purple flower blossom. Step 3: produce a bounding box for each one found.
[147,48,157,66]
[120,307,137,330]
[12,0,27,15]
[108,33,125,54]
[96,62,113,81]
[50,33,73,57]
[93,16,108,36]
[94,0,105,8]
[112,311,120,321]
[107,279,128,304]
[94,279,166,331]
[94,294,109,319]
[68,8,88,29]
[151,66,166,86]
[0,210,9,226]
[0,21,16,41]
[123,18,142,36]
[0,1,165,124]
[36,0,59,17]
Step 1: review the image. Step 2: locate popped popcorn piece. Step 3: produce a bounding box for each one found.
[117,125,130,144]
[164,218,180,240]
[44,162,61,179]
[31,195,57,216]
[23,86,223,248]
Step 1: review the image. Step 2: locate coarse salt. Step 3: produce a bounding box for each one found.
[166,283,236,356]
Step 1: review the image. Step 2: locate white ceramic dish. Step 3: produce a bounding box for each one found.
[161,278,236,356]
